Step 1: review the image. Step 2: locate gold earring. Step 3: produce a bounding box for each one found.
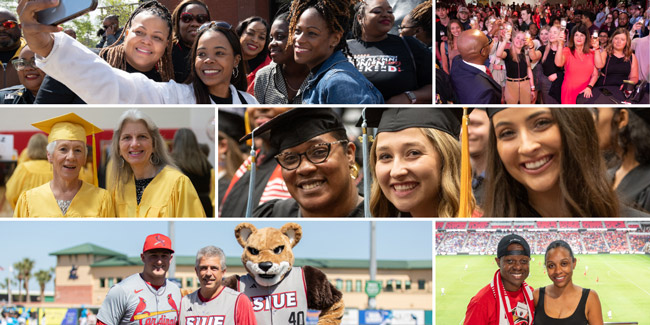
[350,164,359,180]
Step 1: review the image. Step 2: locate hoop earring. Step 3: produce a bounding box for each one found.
[150,153,160,165]
[232,66,239,78]
[350,164,359,180]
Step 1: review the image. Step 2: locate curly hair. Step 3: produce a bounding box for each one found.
[288,0,357,59]
[369,128,472,217]
[408,0,432,38]
[483,108,619,217]
[171,0,211,46]
[100,0,174,82]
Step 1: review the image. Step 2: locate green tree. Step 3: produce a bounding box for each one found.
[0,277,17,303]
[34,268,53,302]
[13,260,25,302]
[17,258,35,302]
[0,1,18,13]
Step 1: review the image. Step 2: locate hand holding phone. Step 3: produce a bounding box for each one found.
[36,0,98,26]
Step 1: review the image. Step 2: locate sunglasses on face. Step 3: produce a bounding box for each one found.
[11,57,37,71]
[180,12,210,24]
[197,21,232,33]
[1,20,18,29]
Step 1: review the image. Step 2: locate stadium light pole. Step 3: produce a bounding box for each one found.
[168,221,176,280]
[369,221,377,309]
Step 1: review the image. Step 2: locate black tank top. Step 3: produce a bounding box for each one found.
[533,287,590,325]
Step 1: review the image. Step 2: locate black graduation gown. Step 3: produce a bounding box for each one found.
[219,148,280,217]
[615,164,650,213]
[252,198,365,217]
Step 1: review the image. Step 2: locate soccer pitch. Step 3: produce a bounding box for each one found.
[436,254,650,325]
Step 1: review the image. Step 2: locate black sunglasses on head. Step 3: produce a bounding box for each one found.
[198,21,232,33]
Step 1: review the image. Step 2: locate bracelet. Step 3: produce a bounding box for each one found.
[530,86,536,90]
[587,84,593,89]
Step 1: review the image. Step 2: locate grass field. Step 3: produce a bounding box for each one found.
[436,254,650,325]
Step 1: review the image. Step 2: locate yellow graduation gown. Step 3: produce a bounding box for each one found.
[14,181,115,217]
[5,160,53,209]
[112,166,206,217]
[79,163,94,184]
[17,149,29,164]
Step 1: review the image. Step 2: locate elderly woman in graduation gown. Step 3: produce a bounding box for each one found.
[14,113,115,217]
[109,109,205,217]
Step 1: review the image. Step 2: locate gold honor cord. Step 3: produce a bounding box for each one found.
[458,108,472,218]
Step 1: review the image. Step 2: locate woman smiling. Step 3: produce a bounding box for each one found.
[14,113,114,217]
[286,0,384,104]
[483,107,647,217]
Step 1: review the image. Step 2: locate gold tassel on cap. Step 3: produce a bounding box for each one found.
[459,108,472,218]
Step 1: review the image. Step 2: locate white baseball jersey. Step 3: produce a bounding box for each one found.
[236,267,308,325]
[179,287,242,325]
[97,273,181,325]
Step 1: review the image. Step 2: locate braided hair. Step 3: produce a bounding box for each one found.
[351,1,367,41]
[100,0,174,82]
[409,0,432,39]
[171,0,211,46]
[288,0,357,59]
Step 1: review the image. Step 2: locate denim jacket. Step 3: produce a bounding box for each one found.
[301,51,384,104]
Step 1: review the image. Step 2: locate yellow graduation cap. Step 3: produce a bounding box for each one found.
[32,113,103,187]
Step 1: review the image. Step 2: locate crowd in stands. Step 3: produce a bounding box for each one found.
[436,221,650,254]
[435,1,650,104]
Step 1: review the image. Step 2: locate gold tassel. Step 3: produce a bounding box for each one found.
[459,108,472,218]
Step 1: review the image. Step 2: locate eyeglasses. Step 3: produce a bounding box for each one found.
[198,21,233,33]
[180,12,210,24]
[275,140,348,170]
[398,25,415,30]
[11,57,37,71]
[1,20,18,29]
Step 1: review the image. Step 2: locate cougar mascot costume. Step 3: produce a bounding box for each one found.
[224,222,344,325]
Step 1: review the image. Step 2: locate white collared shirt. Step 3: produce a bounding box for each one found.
[463,60,488,74]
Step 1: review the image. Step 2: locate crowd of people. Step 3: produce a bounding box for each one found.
[4,110,213,217]
[0,0,434,105]
[435,1,650,104]
[436,225,650,254]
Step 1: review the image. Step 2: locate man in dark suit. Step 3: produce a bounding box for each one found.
[450,29,502,104]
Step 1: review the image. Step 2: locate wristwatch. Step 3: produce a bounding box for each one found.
[404,91,417,104]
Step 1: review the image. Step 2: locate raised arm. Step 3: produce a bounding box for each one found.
[17,0,61,57]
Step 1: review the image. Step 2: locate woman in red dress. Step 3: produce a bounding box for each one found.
[554,24,601,104]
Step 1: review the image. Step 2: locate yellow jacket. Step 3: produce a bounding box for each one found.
[14,181,115,217]
[112,165,205,217]
[5,160,53,209]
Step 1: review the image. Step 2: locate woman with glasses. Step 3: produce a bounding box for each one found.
[347,0,432,104]
[245,109,363,217]
[235,16,271,94]
[398,0,432,48]
[171,0,210,82]
[34,0,175,104]
[0,45,45,104]
[17,0,257,104]
[286,0,384,104]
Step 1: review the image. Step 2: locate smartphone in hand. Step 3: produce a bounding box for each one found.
[36,0,98,26]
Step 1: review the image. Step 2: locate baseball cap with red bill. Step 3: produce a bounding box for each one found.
[143,233,174,253]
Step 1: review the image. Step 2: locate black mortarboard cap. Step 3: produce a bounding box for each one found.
[357,108,467,139]
[485,107,508,119]
[240,108,345,152]
[497,234,531,258]
[218,109,246,141]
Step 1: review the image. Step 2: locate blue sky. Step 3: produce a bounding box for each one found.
[0,220,432,292]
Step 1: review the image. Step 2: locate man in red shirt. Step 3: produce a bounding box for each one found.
[464,234,535,325]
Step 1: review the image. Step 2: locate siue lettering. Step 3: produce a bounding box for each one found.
[251,291,298,312]
[185,316,226,325]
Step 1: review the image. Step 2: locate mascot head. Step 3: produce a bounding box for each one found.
[235,222,302,287]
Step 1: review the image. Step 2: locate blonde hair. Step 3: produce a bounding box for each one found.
[26,133,48,160]
[369,128,472,217]
[110,109,177,194]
